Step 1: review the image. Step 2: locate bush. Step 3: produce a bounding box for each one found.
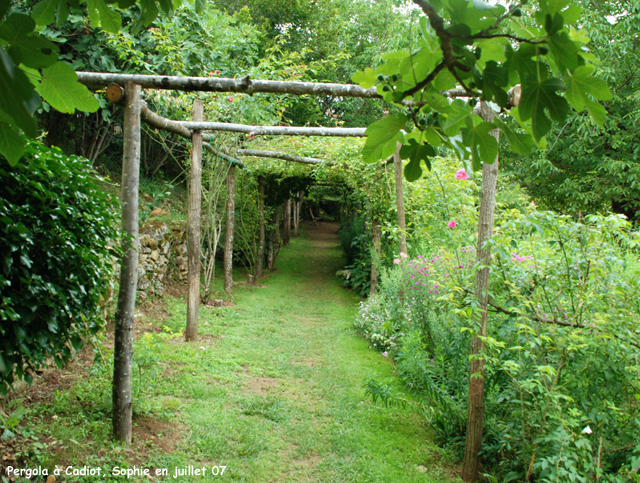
[357,210,640,482]
[0,141,120,394]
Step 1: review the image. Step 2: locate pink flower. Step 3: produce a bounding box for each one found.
[214,69,220,74]
[456,169,468,180]
[227,95,234,103]
[155,327,161,331]
[400,252,408,258]
[382,351,388,357]
[393,259,400,265]
[448,220,457,229]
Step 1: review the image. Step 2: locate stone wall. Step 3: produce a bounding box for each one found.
[137,221,188,299]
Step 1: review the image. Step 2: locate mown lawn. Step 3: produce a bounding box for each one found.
[3,223,460,483]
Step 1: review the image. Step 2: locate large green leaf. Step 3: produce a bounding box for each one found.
[36,61,100,114]
[519,77,569,141]
[461,120,498,170]
[565,65,611,127]
[31,0,58,25]
[492,116,533,155]
[0,120,26,166]
[86,0,122,32]
[443,100,472,136]
[0,14,59,69]
[483,61,509,107]
[352,68,376,89]
[362,114,408,163]
[548,30,578,71]
[0,50,37,137]
[540,0,570,15]
[399,138,436,179]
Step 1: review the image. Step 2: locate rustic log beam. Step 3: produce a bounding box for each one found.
[139,101,244,167]
[78,72,379,98]
[177,122,366,137]
[237,149,329,165]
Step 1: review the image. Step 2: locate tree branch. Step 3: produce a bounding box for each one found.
[484,297,640,350]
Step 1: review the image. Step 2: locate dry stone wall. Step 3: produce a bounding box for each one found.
[136,221,188,299]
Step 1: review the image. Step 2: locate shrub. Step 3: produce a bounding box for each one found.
[0,141,120,394]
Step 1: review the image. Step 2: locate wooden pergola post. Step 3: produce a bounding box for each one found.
[256,176,265,280]
[224,165,236,294]
[393,143,407,256]
[283,198,291,245]
[112,82,141,443]
[370,216,382,295]
[185,99,204,341]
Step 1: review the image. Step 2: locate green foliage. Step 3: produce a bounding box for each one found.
[0,140,120,394]
[356,206,640,481]
[502,1,640,222]
[353,0,611,180]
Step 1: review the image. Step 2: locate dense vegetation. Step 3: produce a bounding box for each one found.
[1,0,640,481]
[0,142,119,395]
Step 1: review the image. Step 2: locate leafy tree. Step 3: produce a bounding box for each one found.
[502,0,640,221]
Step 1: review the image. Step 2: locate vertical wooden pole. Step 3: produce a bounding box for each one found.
[256,176,265,280]
[294,190,303,236]
[462,102,500,482]
[224,165,236,294]
[283,198,291,245]
[370,216,381,295]
[186,99,204,342]
[393,143,407,256]
[267,208,280,270]
[112,82,141,444]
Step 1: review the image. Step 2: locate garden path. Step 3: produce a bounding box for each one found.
[168,222,460,482]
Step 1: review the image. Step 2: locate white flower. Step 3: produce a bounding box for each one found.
[582,426,593,434]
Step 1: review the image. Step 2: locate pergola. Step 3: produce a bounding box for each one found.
[77,72,409,443]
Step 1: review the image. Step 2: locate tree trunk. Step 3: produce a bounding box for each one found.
[185,99,204,342]
[112,82,141,444]
[256,177,265,280]
[461,102,500,482]
[370,216,382,295]
[224,166,236,294]
[393,143,407,256]
[283,198,291,245]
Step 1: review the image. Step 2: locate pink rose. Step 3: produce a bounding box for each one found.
[456,169,468,180]
[393,259,400,265]
[448,220,457,228]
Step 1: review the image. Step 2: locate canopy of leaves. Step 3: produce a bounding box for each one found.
[352,0,611,180]
[502,0,640,222]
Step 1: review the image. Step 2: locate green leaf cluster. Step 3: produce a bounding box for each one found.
[0,141,120,394]
[352,0,612,181]
[0,0,182,164]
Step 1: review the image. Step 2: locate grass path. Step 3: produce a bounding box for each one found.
[149,222,459,482]
[10,223,460,482]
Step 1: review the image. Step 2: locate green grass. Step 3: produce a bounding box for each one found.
[8,224,460,483]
